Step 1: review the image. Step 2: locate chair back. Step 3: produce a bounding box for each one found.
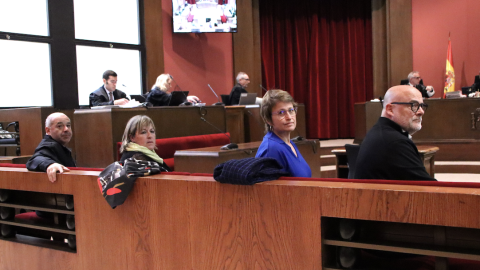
[221,94,231,105]
[345,144,360,179]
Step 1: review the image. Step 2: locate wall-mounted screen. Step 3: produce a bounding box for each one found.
[172,0,237,33]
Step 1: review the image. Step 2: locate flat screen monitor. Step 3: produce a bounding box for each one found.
[172,0,237,33]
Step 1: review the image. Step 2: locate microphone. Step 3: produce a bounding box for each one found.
[259,84,268,93]
[207,84,224,106]
[199,116,238,150]
[170,75,192,106]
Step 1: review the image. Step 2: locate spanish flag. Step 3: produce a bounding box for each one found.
[443,35,455,97]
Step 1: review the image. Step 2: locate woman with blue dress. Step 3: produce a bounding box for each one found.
[255,90,311,177]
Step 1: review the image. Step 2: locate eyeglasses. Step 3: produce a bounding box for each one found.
[391,102,428,113]
[272,107,298,118]
[413,76,421,79]
[242,78,250,81]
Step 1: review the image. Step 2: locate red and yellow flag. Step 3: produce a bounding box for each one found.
[443,35,455,97]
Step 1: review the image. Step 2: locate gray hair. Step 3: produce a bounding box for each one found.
[407,71,419,80]
[236,72,247,83]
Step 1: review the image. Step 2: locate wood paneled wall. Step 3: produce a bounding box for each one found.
[232,0,263,97]
[372,0,413,98]
[144,0,165,91]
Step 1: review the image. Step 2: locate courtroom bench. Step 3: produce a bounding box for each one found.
[1,166,480,269]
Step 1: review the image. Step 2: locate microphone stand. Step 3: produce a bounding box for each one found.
[207,84,224,106]
[200,117,238,150]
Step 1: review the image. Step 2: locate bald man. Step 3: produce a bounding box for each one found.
[354,85,436,181]
[26,113,76,183]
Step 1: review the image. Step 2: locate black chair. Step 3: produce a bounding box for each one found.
[345,144,360,179]
[221,94,231,106]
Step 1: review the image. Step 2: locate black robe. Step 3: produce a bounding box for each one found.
[354,117,436,181]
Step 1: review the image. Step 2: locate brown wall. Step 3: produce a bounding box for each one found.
[161,0,234,105]
[412,0,480,96]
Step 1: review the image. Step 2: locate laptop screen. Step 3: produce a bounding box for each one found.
[169,91,189,106]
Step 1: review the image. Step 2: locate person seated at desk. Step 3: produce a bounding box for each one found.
[471,71,480,92]
[89,70,129,107]
[146,74,200,106]
[354,85,436,181]
[401,71,435,98]
[119,115,170,171]
[255,90,311,177]
[229,72,250,105]
[26,113,76,183]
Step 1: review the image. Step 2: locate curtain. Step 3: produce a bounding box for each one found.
[260,0,373,139]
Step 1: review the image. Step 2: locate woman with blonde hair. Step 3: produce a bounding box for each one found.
[119,115,170,171]
[255,89,311,177]
[146,74,200,106]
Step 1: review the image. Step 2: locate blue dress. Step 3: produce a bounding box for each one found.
[255,131,312,177]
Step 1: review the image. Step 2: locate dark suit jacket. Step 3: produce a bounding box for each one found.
[26,135,76,172]
[229,84,248,105]
[472,75,480,92]
[89,86,128,107]
[354,117,436,181]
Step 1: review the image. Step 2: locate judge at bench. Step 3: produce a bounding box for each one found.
[354,85,436,181]
[228,72,250,105]
[401,71,435,98]
[89,70,129,107]
[26,113,76,183]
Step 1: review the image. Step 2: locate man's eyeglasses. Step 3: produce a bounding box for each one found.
[272,107,298,118]
[391,102,428,113]
[413,76,421,79]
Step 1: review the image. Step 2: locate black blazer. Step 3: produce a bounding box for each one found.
[146,87,172,106]
[89,86,128,107]
[26,135,76,172]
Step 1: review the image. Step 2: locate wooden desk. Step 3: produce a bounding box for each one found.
[332,145,439,178]
[0,107,75,157]
[0,155,32,164]
[226,104,307,143]
[74,106,226,168]
[174,139,321,177]
[354,99,480,160]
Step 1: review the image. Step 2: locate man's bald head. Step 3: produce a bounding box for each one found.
[45,113,72,146]
[381,85,425,135]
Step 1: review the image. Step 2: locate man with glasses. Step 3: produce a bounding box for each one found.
[89,70,129,107]
[354,85,436,181]
[228,72,251,105]
[403,71,435,98]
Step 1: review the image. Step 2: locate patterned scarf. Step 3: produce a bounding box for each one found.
[125,142,164,164]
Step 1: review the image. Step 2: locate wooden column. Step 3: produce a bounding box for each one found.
[371,0,413,98]
[144,0,165,92]
[233,0,263,97]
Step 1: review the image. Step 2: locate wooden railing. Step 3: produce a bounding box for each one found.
[0,168,480,269]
